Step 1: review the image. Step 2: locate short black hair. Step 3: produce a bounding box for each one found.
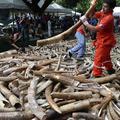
[103,0,116,9]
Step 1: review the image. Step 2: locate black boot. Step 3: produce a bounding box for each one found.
[68,52,72,58]
[107,69,115,75]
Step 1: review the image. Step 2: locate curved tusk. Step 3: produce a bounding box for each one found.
[108,101,120,120]
[37,21,81,46]
[45,84,62,114]
[107,105,113,120]
[112,101,120,117]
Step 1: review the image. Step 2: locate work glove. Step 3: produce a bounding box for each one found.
[80,15,87,23]
[83,21,89,26]
[90,0,98,6]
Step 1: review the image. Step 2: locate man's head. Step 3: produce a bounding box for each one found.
[102,0,116,13]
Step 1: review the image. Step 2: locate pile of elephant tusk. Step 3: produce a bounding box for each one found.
[0,38,119,120]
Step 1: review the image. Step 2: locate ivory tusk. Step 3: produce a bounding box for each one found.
[45,84,62,114]
[108,101,120,120]
[0,83,21,109]
[51,91,92,100]
[28,77,47,120]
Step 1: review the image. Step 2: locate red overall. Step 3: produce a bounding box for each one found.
[93,11,116,77]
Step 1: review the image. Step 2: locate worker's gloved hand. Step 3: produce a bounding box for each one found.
[90,0,98,6]
[83,21,89,26]
[80,15,87,23]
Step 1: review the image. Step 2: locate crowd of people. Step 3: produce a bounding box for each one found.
[10,13,75,38]
[0,13,76,51]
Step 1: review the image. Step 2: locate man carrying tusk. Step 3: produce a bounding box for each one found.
[80,0,116,78]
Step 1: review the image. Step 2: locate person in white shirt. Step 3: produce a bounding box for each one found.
[47,19,51,37]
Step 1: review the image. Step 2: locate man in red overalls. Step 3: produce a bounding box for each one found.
[80,0,116,77]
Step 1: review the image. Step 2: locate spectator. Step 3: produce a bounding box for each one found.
[19,16,30,46]
[47,18,52,37]
[68,25,88,60]
[35,23,44,39]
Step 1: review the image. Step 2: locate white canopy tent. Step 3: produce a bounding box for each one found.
[0,0,27,9]
[38,2,71,14]
[71,10,81,16]
[113,7,120,16]
[0,23,4,26]
[38,0,46,8]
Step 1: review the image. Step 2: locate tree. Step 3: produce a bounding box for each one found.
[55,0,79,8]
[116,0,120,6]
[55,0,102,13]
[55,0,119,14]
[23,0,120,14]
[22,0,53,15]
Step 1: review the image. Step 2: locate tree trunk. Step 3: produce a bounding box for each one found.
[22,0,53,15]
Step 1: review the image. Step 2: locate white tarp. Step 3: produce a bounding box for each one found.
[113,7,120,16]
[0,0,27,9]
[38,0,46,8]
[38,2,71,13]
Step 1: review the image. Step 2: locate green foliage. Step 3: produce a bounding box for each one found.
[116,0,120,6]
[55,0,102,13]
[54,0,78,8]
[55,0,119,13]
[76,0,90,13]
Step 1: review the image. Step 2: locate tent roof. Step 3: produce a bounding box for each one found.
[47,3,65,9]
[71,10,81,16]
[113,7,120,16]
[38,2,71,13]
[0,0,27,9]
